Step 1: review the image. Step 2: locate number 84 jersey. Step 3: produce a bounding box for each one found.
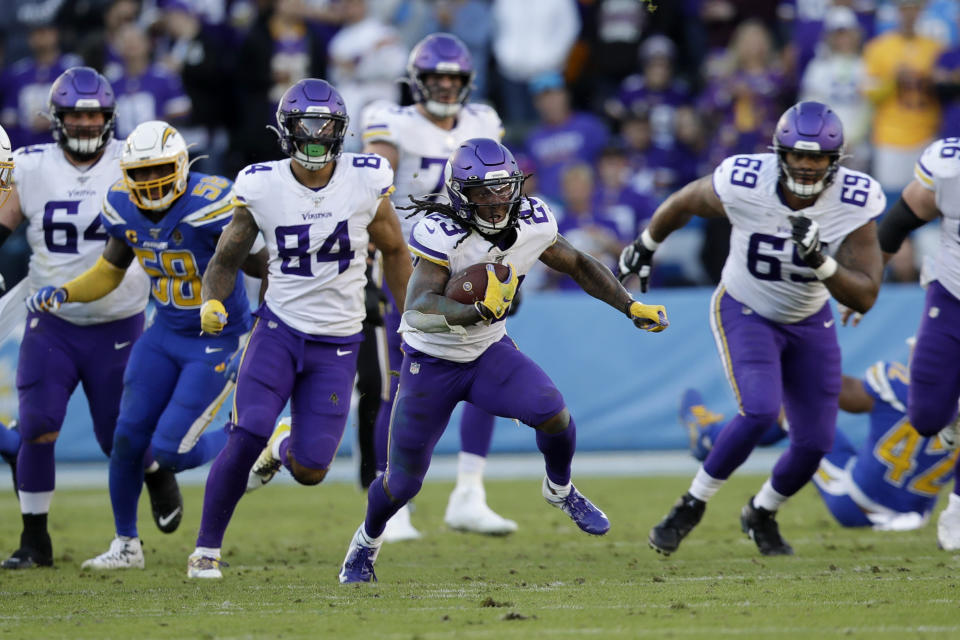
[233,154,395,337]
[714,153,885,323]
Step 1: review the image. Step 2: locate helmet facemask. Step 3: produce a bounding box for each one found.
[52,105,116,160]
[279,113,348,171]
[450,171,524,236]
[414,70,473,118]
[775,144,841,199]
[122,155,188,210]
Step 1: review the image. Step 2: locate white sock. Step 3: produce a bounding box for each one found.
[753,479,788,512]
[271,431,290,460]
[19,490,53,515]
[193,546,221,559]
[547,478,571,498]
[688,467,724,502]
[359,524,382,547]
[947,492,960,513]
[456,452,485,489]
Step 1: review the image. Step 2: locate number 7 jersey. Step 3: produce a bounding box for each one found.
[713,153,885,323]
[233,155,395,337]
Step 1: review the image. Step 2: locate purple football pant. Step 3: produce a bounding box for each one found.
[375,298,497,471]
[16,312,144,493]
[704,288,841,497]
[364,335,568,538]
[908,280,960,436]
[196,315,360,549]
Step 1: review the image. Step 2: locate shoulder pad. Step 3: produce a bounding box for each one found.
[914,138,960,189]
[863,360,908,412]
[361,102,405,144]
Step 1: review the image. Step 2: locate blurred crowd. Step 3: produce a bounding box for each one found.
[1,0,957,290]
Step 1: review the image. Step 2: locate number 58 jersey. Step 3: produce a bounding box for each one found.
[14,140,150,325]
[233,155,395,337]
[714,153,885,323]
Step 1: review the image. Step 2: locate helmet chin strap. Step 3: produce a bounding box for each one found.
[293,155,330,172]
[783,173,826,199]
[424,100,461,118]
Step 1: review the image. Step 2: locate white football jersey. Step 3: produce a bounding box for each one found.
[714,153,885,323]
[402,197,558,362]
[13,139,149,325]
[361,102,504,240]
[913,138,960,300]
[234,155,394,336]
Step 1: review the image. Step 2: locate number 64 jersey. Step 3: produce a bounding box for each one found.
[233,154,395,337]
[714,153,886,323]
[14,139,150,325]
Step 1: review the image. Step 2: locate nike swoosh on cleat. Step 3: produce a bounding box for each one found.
[205,346,224,354]
[114,341,131,350]
[158,507,182,528]
[336,348,353,356]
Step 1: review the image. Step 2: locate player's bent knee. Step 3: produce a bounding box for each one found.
[908,406,953,437]
[289,457,328,486]
[535,408,570,435]
[383,469,422,503]
[27,431,59,444]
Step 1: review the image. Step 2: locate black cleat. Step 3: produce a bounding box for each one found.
[145,468,183,534]
[649,492,706,556]
[1,546,53,569]
[740,498,794,556]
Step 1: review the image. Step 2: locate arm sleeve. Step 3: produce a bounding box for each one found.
[62,256,128,302]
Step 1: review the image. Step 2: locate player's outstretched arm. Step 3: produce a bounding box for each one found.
[367,196,412,312]
[201,206,260,334]
[542,235,668,332]
[618,175,726,291]
[27,236,134,312]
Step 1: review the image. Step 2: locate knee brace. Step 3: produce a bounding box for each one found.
[535,408,570,435]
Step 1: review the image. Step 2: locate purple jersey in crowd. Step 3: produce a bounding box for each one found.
[110,65,191,138]
[935,47,960,138]
[525,112,609,203]
[0,53,83,147]
[612,75,691,148]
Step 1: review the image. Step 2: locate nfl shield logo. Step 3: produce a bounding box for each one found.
[410,362,420,375]
[149,228,162,239]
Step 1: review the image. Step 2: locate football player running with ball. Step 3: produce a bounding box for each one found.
[186,78,411,579]
[620,101,885,557]
[360,33,514,539]
[337,137,668,584]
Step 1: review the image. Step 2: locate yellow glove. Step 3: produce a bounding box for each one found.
[627,300,668,333]
[475,264,518,321]
[200,299,228,335]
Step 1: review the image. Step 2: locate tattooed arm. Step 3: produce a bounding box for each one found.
[405,258,488,326]
[203,206,261,304]
[825,220,883,314]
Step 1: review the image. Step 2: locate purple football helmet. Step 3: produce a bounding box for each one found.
[48,67,116,158]
[444,138,525,236]
[271,79,349,171]
[407,33,474,118]
[772,101,844,199]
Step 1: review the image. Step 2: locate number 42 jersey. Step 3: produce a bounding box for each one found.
[713,153,885,323]
[233,155,395,337]
[14,139,149,325]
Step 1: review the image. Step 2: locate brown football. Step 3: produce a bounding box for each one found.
[443,262,511,304]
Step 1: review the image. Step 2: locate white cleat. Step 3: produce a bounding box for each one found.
[381,504,422,543]
[938,497,960,551]
[444,484,518,535]
[247,417,291,493]
[81,537,145,570]
[187,553,227,579]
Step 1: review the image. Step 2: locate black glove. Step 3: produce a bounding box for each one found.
[788,215,826,269]
[618,240,656,292]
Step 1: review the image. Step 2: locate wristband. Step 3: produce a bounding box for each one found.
[814,256,838,280]
[640,229,661,251]
[622,298,635,319]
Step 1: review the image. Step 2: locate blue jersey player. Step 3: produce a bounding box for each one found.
[681,358,958,531]
[26,121,267,569]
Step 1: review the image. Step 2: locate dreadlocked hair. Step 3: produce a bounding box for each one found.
[397,189,536,250]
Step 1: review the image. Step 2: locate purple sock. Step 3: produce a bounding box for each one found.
[770,444,825,497]
[16,441,55,493]
[703,413,775,480]
[459,403,495,458]
[373,398,391,474]
[364,475,405,538]
[196,425,266,549]
[536,416,576,486]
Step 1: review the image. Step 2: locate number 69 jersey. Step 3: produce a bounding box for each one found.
[913,138,960,300]
[714,153,885,323]
[401,197,558,363]
[233,154,395,337]
[13,139,150,325]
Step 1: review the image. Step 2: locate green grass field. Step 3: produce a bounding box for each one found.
[1,474,958,639]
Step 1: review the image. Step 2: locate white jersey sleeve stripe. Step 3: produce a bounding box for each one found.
[409,245,449,267]
[865,360,906,412]
[184,189,235,225]
[914,159,936,190]
[101,196,124,225]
